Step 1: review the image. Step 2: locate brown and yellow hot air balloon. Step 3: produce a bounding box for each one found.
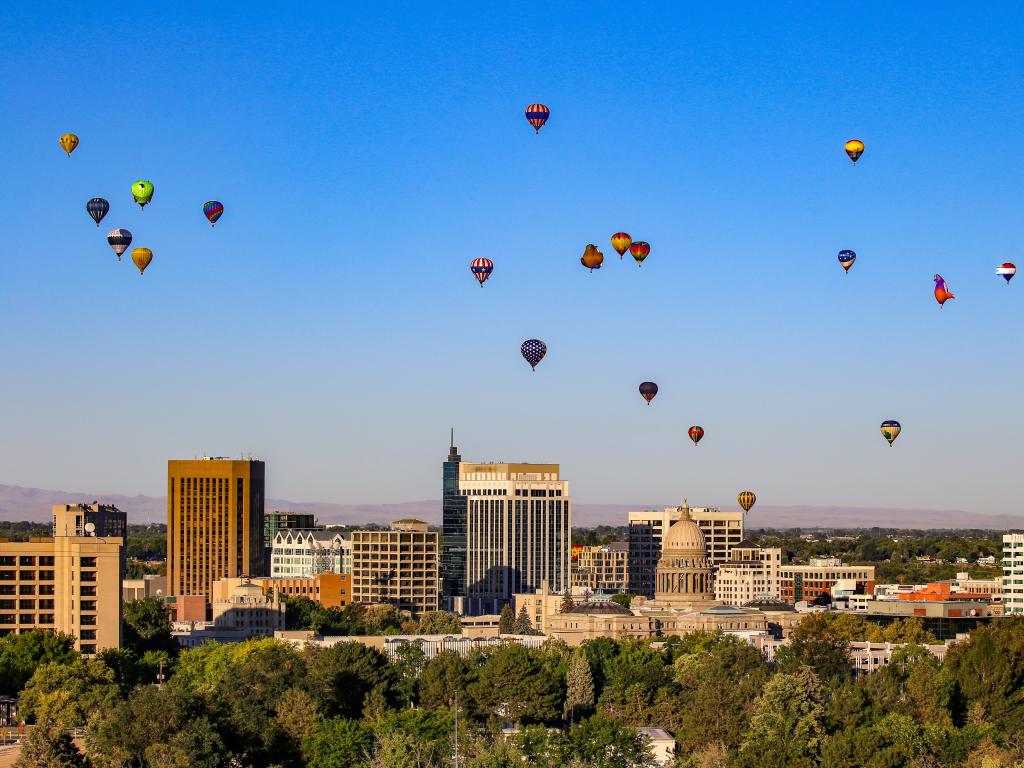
[580,243,604,272]
[131,247,153,275]
[737,491,756,513]
[59,133,79,157]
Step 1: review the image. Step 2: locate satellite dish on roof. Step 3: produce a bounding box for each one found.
[84,522,96,535]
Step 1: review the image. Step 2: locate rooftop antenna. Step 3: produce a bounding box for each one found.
[450,428,454,450]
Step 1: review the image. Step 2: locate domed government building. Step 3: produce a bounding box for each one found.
[547,501,801,645]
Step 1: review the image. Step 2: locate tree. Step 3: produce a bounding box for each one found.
[19,660,120,728]
[122,597,177,657]
[735,666,826,768]
[303,718,373,768]
[564,648,594,722]
[469,644,561,724]
[498,604,515,634]
[417,611,462,635]
[560,591,575,613]
[0,631,78,696]
[14,719,89,768]
[610,593,635,609]
[303,641,394,719]
[569,715,654,768]
[275,687,321,749]
[418,650,471,710]
[776,613,851,682]
[513,605,535,635]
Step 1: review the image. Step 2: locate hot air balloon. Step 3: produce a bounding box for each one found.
[131,180,154,210]
[86,198,109,227]
[638,382,658,404]
[737,491,756,513]
[997,263,1016,284]
[203,200,224,226]
[521,339,547,371]
[59,133,79,157]
[630,241,650,266]
[471,258,493,287]
[611,232,632,259]
[131,247,153,275]
[581,244,604,272]
[880,420,901,446]
[106,228,132,261]
[525,104,550,134]
[934,274,955,307]
[845,139,864,163]
[838,249,856,274]
[688,426,704,446]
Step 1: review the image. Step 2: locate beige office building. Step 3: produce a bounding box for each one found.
[457,462,571,615]
[573,542,629,593]
[627,504,744,597]
[714,541,783,606]
[167,458,265,598]
[350,519,439,617]
[0,508,123,654]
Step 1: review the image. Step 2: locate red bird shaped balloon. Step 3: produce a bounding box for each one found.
[933,274,955,307]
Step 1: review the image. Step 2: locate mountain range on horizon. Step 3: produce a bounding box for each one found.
[2,483,1022,531]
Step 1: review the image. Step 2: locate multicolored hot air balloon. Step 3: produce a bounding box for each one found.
[737,491,756,513]
[131,180,154,210]
[521,339,547,371]
[611,232,632,259]
[86,198,109,227]
[997,263,1016,284]
[581,244,604,272]
[59,133,79,157]
[688,426,704,446]
[638,382,658,404]
[934,274,955,307]
[203,200,224,226]
[525,104,550,134]
[845,139,865,164]
[131,247,153,275]
[470,258,493,287]
[880,420,901,446]
[838,249,856,274]
[106,228,132,260]
[630,241,650,266]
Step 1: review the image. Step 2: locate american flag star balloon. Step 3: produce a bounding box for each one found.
[470,258,493,287]
[524,104,550,134]
[997,263,1016,284]
[521,339,547,371]
[838,249,856,273]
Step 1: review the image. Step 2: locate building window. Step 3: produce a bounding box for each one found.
[80,644,96,655]
[38,614,53,625]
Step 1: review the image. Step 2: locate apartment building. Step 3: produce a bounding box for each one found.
[350,519,439,617]
[1002,533,1024,615]
[572,542,629,593]
[714,541,783,605]
[270,530,351,577]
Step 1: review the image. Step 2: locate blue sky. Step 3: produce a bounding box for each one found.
[1,4,1022,514]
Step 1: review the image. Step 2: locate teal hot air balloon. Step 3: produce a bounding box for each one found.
[131,180,154,210]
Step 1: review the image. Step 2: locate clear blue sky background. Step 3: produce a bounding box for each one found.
[2,4,1022,514]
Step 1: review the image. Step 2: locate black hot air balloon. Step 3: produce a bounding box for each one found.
[639,382,658,404]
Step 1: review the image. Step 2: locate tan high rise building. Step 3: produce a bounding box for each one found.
[0,525,123,655]
[167,458,265,598]
[351,519,439,617]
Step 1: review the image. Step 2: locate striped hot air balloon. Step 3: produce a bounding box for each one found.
[688,426,704,446]
[845,139,865,163]
[470,258,493,287]
[997,262,1016,284]
[86,198,109,227]
[525,104,550,134]
[630,241,650,266]
[838,249,856,274]
[203,200,224,226]
[521,339,547,370]
[611,232,632,259]
[106,228,132,260]
[638,382,658,404]
[737,491,756,513]
[880,420,901,446]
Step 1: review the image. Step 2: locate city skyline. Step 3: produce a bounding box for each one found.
[3,5,1024,517]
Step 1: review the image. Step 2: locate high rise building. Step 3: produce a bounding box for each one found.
[441,431,467,599]
[627,505,744,597]
[459,460,571,615]
[0,528,123,654]
[1001,534,1024,615]
[350,519,439,617]
[167,457,265,599]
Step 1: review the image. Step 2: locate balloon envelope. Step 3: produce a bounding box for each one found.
[630,241,650,266]
[737,491,756,513]
[106,228,132,260]
[470,258,493,287]
[838,249,856,273]
[203,200,224,225]
[525,104,550,133]
[59,133,79,157]
[131,180,154,209]
[86,198,109,227]
[639,381,658,404]
[845,139,864,163]
[880,420,901,446]
[581,244,604,272]
[521,339,547,370]
[131,247,153,275]
[688,426,704,446]
[611,232,632,258]
[997,263,1016,284]
[934,274,955,306]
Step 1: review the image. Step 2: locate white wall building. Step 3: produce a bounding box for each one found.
[1002,534,1024,615]
[714,541,782,605]
[271,530,351,577]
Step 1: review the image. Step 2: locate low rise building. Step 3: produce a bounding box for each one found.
[835,598,992,640]
[351,519,439,617]
[270,530,352,577]
[637,729,676,767]
[714,541,782,605]
[174,580,285,647]
[123,574,167,602]
[778,557,874,603]
[572,542,629,593]
[274,630,546,660]
[757,636,959,671]
[212,573,351,609]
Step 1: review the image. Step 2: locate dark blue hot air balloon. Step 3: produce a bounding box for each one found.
[838,249,856,274]
[521,339,547,371]
[639,381,658,404]
[86,198,109,227]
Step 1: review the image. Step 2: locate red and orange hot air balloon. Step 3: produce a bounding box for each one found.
[934,274,955,307]
[630,241,650,266]
[525,104,550,134]
[688,426,704,446]
[611,232,632,259]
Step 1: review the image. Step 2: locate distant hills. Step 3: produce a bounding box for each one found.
[1,483,1021,530]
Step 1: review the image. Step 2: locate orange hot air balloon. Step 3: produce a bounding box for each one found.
[933,274,955,307]
[845,139,865,164]
[580,244,604,272]
[131,247,153,275]
[737,491,756,513]
[611,232,632,259]
[59,133,79,157]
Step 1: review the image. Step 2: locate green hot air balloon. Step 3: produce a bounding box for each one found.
[131,180,155,210]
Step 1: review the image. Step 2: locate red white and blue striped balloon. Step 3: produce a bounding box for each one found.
[525,104,550,134]
[470,258,493,287]
[997,262,1016,284]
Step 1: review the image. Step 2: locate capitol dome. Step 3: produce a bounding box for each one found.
[661,501,706,552]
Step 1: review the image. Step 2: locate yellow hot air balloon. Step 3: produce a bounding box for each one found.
[131,247,153,275]
[737,491,756,513]
[844,139,865,164]
[59,133,79,157]
[610,232,632,259]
